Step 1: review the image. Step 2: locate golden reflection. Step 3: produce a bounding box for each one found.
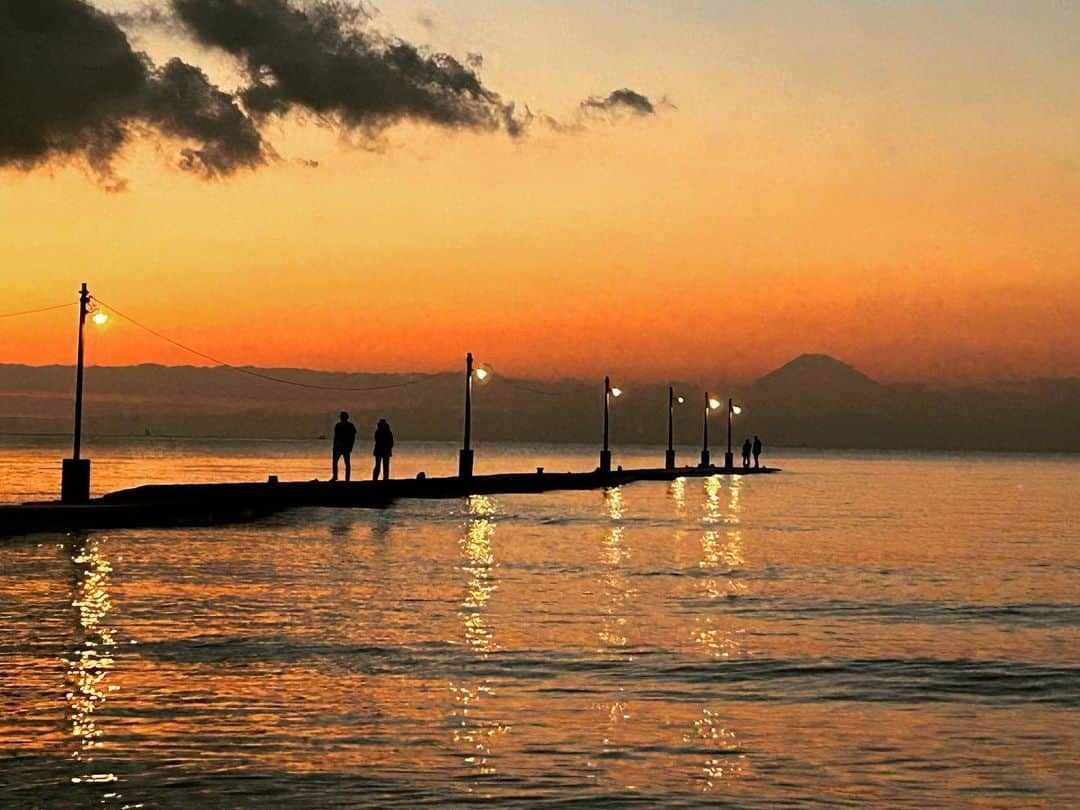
[727,474,743,519]
[605,486,624,520]
[66,535,119,790]
[448,681,510,778]
[703,476,722,524]
[684,708,748,790]
[460,495,498,655]
[668,477,686,516]
[599,525,632,648]
[592,486,640,784]
[599,487,634,649]
[592,486,639,783]
[592,697,631,748]
[451,495,509,783]
[695,478,749,657]
[692,620,747,657]
[700,528,745,571]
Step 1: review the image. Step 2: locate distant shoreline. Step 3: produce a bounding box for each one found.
[3,355,1077,452]
[1,433,1077,456]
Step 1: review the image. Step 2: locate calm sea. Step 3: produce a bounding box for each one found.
[1,439,1077,807]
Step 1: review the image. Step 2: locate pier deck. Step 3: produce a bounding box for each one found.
[0,465,777,539]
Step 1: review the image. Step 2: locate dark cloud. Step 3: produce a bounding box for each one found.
[171,0,518,137]
[581,88,657,117]
[0,0,268,184]
[1,0,663,186]
[0,0,147,179]
[145,58,269,177]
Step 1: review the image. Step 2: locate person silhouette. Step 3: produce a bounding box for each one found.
[741,438,752,469]
[752,435,763,469]
[331,411,357,482]
[373,418,394,481]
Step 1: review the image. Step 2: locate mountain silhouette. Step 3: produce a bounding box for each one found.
[753,353,880,394]
[0,357,1076,451]
[746,353,898,446]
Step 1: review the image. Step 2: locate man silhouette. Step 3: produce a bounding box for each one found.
[331,411,357,482]
[752,435,763,469]
[373,418,394,481]
[742,438,752,469]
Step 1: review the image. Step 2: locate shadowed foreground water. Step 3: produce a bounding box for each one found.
[1,442,1077,807]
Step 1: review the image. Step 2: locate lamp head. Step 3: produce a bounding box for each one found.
[708,397,722,411]
[91,311,108,326]
[676,395,685,404]
[732,404,743,415]
[474,367,489,381]
[610,387,623,398]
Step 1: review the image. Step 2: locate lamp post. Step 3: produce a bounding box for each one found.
[666,386,685,470]
[725,398,743,470]
[701,392,721,468]
[601,376,622,473]
[459,352,476,478]
[61,283,92,503]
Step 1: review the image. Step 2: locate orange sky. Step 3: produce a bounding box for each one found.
[1,1,1077,383]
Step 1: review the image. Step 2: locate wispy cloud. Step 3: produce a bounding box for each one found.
[581,88,657,117]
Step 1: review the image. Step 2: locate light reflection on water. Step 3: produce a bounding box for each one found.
[450,495,509,785]
[668,475,686,516]
[591,487,640,790]
[690,477,751,790]
[599,487,635,650]
[696,476,749,656]
[66,536,120,796]
[1,445,1078,807]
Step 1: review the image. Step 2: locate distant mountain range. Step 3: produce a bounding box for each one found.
[0,354,1077,452]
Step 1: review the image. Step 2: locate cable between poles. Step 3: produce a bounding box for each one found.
[0,302,77,319]
[12,294,563,397]
[91,296,430,393]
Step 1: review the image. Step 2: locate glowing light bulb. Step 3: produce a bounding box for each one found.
[91,311,108,326]
[708,398,722,410]
[474,367,489,381]
[611,387,622,398]
[732,405,742,415]
[677,396,685,404]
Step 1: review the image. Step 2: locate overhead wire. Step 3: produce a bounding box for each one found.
[0,301,77,319]
[91,296,431,393]
[9,295,567,397]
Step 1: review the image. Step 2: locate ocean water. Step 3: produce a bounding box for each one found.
[0,439,1077,808]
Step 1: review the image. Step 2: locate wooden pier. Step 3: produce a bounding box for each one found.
[0,465,777,539]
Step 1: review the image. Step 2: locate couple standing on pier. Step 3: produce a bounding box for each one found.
[331,412,393,482]
[741,435,763,469]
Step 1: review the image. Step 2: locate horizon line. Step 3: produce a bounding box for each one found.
[0,357,1077,388]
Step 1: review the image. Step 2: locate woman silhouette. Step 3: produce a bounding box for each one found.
[373,419,394,480]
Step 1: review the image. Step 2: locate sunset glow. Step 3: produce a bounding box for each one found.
[1,1,1077,384]
[3,6,1077,807]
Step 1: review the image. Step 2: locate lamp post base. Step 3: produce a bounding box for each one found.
[599,450,612,473]
[724,451,734,470]
[665,449,676,470]
[458,449,474,479]
[61,458,91,504]
[700,450,711,468]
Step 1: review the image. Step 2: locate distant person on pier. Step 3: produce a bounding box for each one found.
[752,435,763,469]
[742,438,752,469]
[331,411,357,482]
[373,419,394,480]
